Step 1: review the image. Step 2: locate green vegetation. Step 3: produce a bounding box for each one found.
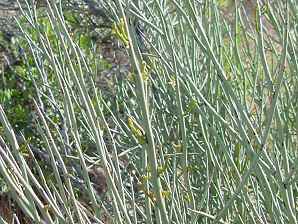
[0,0,297,223]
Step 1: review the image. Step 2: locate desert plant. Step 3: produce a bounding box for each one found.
[0,0,297,223]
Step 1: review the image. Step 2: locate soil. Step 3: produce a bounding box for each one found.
[0,193,33,224]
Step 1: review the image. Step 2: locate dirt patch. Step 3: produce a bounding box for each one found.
[0,192,33,223]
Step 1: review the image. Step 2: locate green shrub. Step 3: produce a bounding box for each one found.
[0,0,297,223]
